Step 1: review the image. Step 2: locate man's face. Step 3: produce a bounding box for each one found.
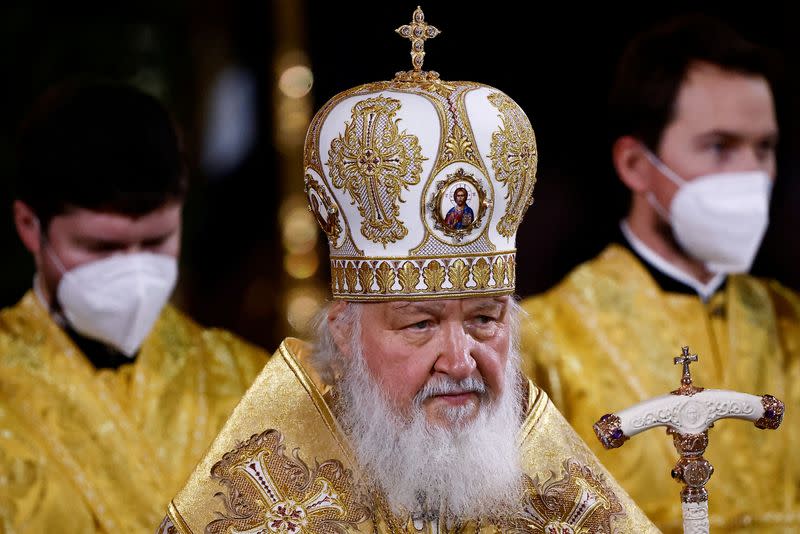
[650,61,778,210]
[356,296,512,428]
[35,202,182,302]
[454,189,467,207]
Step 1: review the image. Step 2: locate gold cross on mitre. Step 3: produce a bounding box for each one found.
[395,6,440,72]
[672,346,703,396]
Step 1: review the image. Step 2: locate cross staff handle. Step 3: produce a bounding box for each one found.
[595,390,782,447]
[594,390,784,534]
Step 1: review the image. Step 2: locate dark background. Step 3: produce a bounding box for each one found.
[1,1,797,351]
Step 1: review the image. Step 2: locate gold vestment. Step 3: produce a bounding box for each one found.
[0,291,268,532]
[520,245,800,532]
[161,338,657,533]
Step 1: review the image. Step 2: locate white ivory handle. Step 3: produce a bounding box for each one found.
[617,389,765,437]
[682,500,709,534]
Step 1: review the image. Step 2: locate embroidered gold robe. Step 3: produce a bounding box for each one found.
[519,245,800,532]
[160,338,657,533]
[0,291,268,533]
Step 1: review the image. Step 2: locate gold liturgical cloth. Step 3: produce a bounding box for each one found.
[162,338,657,533]
[520,245,800,532]
[0,291,267,532]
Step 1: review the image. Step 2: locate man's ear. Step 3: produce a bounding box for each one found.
[612,136,653,194]
[328,300,353,358]
[13,200,42,256]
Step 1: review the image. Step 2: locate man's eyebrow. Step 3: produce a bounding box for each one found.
[73,235,128,247]
[465,298,507,314]
[696,129,779,143]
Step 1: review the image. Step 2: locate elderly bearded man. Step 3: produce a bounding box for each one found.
[159,9,656,533]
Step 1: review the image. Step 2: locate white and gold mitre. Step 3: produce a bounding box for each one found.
[304,6,537,301]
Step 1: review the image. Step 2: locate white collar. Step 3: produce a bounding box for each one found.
[33,273,66,327]
[619,220,726,301]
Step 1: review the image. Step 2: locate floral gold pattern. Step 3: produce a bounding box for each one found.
[358,263,374,294]
[516,460,625,533]
[493,257,506,288]
[472,258,490,289]
[376,262,396,294]
[205,429,369,534]
[329,253,514,300]
[448,259,469,291]
[488,93,537,239]
[506,256,516,286]
[344,265,358,294]
[328,96,425,246]
[332,265,345,294]
[444,123,475,163]
[423,261,445,292]
[398,261,421,293]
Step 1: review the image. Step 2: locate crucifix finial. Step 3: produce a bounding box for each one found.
[395,6,440,72]
[672,346,703,396]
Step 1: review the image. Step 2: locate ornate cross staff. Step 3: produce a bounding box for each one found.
[593,346,784,534]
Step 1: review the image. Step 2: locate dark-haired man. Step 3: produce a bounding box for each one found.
[0,83,267,532]
[519,16,799,532]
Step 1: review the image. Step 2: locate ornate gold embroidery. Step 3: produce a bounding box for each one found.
[472,258,490,289]
[493,257,506,288]
[332,265,345,293]
[398,261,421,293]
[444,124,475,163]
[487,93,537,239]
[358,263,374,294]
[376,262,396,294]
[513,460,625,533]
[330,254,516,300]
[328,96,425,245]
[206,429,369,534]
[423,261,445,292]
[448,259,469,291]
[344,265,358,294]
[507,256,516,287]
[304,174,342,246]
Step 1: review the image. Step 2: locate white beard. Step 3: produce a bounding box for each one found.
[334,338,525,523]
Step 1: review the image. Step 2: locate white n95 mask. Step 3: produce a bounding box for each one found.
[51,252,178,356]
[644,150,772,274]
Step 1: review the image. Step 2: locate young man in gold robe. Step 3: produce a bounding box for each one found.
[0,82,267,532]
[158,9,657,533]
[520,15,799,532]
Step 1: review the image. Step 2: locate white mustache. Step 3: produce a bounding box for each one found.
[414,375,487,404]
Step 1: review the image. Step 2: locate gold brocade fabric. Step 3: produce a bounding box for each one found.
[162,338,657,533]
[0,291,268,533]
[519,245,800,533]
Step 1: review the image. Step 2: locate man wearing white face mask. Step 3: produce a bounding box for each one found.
[0,82,267,533]
[519,15,800,532]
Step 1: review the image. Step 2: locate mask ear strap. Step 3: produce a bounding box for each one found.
[38,222,68,276]
[642,147,687,187]
[646,192,672,221]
